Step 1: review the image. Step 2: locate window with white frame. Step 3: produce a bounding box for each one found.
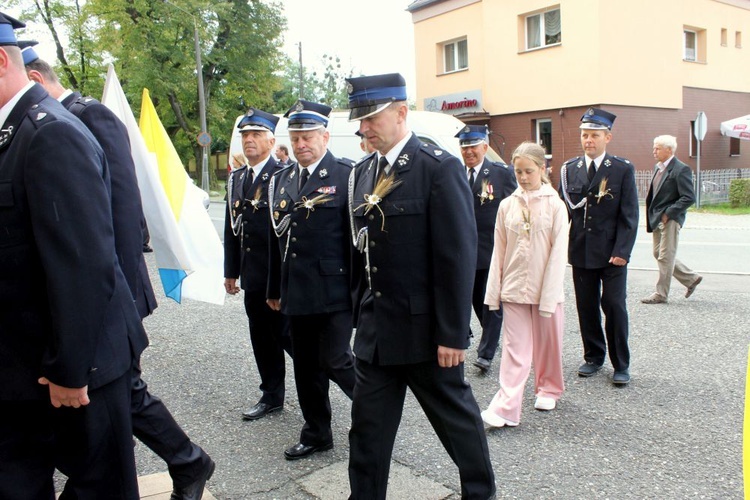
[684,30,697,61]
[442,38,468,73]
[525,8,561,50]
[536,119,552,155]
[730,137,741,156]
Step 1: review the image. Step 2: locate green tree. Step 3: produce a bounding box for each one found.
[273,53,358,113]
[13,0,287,189]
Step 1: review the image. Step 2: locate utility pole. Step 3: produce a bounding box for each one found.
[298,42,304,99]
[194,22,210,193]
[164,0,210,193]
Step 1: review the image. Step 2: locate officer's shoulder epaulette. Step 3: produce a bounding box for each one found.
[337,157,355,169]
[489,161,509,169]
[66,96,99,118]
[26,103,59,128]
[611,155,631,165]
[562,156,582,167]
[354,152,376,169]
[272,163,292,176]
[420,143,449,162]
[75,96,99,107]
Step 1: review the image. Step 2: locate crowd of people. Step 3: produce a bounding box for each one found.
[1,9,703,498]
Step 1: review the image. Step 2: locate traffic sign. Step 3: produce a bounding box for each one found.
[694,112,707,141]
[197,131,212,147]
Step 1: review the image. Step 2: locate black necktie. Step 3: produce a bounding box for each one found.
[587,161,596,183]
[299,167,309,190]
[377,156,389,181]
[243,167,254,193]
[468,168,475,187]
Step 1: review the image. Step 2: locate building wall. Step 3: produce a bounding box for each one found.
[413,0,750,114]
[411,0,750,177]
[489,87,750,185]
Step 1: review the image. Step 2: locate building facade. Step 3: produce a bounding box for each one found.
[408,0,750,190]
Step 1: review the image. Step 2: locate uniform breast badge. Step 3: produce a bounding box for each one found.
[594,177,613,204]
[478,180,494,205]
[296,194,333,219]
[355,174,402,231]
[249,187,263,211]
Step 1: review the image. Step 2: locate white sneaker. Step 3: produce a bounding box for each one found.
[480,409,519,428]
[534,396,556,411]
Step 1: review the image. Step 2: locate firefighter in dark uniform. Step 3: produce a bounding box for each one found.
[224,108,293,422]
[0,13,145,498]
[22,44,215,499]
[559,108,639,386]
[456,124,517,373]
[267,99,355,460]
[347,73,495,500]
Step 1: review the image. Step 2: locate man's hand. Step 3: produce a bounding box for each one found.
[609,256,628,266]
[38,377,89,408]
[224,278,240,295]
[266,298,281,311]
[437,346,465,368]
[661,213,669,224]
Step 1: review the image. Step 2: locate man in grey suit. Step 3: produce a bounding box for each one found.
[641,135,702,304]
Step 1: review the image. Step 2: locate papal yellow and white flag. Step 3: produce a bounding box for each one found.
[101,65,224,305]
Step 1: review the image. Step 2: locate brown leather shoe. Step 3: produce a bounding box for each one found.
[685,276,703,298]
[641,293,667,304]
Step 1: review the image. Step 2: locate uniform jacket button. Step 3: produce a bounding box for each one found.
[374,291,382,298]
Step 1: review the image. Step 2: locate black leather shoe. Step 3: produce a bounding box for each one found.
[577,362,603,377]
[170,458,215,500]
[283,441,333,460]
[473,357,491,372]
[612,371,631,385]
[242,402,282,421]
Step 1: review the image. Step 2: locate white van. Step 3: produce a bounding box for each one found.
[228,110,505,165]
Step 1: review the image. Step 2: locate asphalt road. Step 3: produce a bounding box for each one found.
[131,204,748,499]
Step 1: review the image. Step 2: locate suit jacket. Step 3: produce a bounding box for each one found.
[0,84,146,400]
[268,151,353,316]
[62,92,157,319]
[559,153,639,269]
[349,134,477,365]
[469,158,517,270]
[645,157,695,232]
[224,157,285,293]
